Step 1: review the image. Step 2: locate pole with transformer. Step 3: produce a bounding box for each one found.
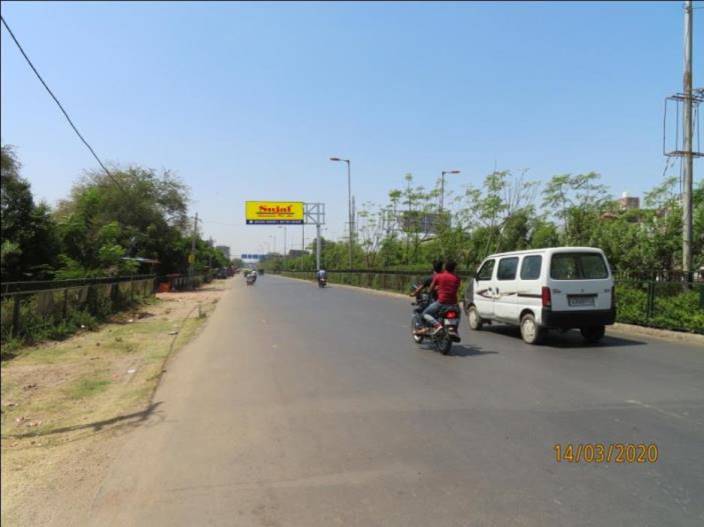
[664,1,701,284]
[682,0,693,282]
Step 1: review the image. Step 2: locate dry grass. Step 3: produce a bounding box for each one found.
[0,279,230,526]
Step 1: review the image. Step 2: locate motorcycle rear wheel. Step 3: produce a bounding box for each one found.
[436,333,452,355]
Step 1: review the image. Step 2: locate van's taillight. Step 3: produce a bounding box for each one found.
[541,287,552,308]
[446,310,458,319]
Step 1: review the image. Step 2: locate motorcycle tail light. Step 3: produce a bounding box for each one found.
[446,311,458,319]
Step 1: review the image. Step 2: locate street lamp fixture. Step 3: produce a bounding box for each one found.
[330,156,353,268]
[440,169,461,212]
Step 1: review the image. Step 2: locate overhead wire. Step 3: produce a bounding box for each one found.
[199,219,240,227]
[0,15,126,193]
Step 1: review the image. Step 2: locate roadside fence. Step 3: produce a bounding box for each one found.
[1,273,210,345]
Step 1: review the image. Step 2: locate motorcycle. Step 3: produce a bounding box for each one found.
[410,282,461,355]
[318,276,327,288]
[246,274,257,286]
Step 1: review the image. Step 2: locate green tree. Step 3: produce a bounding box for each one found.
[54,165,191,277]
[542,172,610,244]
[1,145,60,280]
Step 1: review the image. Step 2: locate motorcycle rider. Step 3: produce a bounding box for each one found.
[410,260,443,300]
[416,259,461,335]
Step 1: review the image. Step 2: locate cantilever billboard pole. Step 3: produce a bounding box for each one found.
[304,203,326,271]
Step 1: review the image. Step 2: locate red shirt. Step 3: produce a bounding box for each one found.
[430,271,461,305]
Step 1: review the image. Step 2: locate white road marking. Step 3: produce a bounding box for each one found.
[625,399,686,421]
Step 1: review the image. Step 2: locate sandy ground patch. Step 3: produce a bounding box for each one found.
[0,279,231,526]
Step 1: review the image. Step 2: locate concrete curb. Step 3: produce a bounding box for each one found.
[275,274,703,346]
[608,323,704,346]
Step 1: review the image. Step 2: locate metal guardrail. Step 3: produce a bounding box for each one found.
[281,268,473,278]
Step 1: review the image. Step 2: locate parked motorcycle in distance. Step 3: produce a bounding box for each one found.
[410,281,461,355]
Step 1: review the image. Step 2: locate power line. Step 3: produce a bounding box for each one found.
[0,15,126,193]
[200,218,240,227]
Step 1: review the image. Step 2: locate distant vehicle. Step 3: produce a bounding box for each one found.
[464,247,615,344]
[216,268,228,279]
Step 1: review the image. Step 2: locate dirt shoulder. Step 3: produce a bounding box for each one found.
[0,279,231,527]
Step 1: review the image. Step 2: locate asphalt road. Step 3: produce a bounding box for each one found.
[86,275,704,527]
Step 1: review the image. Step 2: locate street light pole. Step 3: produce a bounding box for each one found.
[330,157,353,268]
[440,170,461,213]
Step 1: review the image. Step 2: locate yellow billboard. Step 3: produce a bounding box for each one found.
[245,201,304,225]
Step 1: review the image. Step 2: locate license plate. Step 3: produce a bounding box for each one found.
[444,319,459,325]
[568,295,595,307]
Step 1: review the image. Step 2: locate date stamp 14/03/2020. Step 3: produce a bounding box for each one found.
[553,443,659,464]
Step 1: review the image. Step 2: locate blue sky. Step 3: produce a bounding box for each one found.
[1,1,701,257]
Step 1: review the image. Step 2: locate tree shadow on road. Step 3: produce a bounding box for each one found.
[4,401,164,441]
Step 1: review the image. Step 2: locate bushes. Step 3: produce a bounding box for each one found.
[615,282,703,334]
[651,290,704,334]
[0,278,158,355]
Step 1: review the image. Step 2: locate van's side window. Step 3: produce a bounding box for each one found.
[497,257,519,280]
[476,259,495,281]
[520,255,542,280]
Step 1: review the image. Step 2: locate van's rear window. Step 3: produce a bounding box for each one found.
[550,253,608,280]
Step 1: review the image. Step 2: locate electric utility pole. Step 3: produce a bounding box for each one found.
[682,0,694,282]
[189,212,198,281]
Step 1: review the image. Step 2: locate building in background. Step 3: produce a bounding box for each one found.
[618,192,640,210]
[216,245,231,260]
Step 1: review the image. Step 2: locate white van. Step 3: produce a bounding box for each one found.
[464,247,616,344]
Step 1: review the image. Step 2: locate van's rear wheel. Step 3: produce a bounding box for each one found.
[520,313,544,345]
[468,306,483,331]
[581,325,605,343]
